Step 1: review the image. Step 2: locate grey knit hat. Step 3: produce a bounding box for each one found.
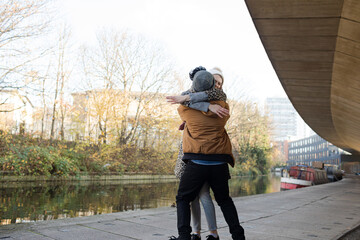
[192,70,215,92]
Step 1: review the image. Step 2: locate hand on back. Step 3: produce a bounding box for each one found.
[209,104,229,118]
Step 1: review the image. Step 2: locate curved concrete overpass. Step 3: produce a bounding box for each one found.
[245,0,360,153]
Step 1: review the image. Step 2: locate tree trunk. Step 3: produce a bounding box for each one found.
[50,99,57,141]
[60,114,65,141]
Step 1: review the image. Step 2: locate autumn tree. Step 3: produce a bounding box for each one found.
[227,99,273,175]
[81,30,173,146]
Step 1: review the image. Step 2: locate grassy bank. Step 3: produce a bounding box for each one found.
[0,132,177,177]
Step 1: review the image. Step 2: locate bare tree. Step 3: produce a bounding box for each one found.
[39,68,49,139]
[0,0,50,111]
[81,30,173,145]
[50,26,72,141]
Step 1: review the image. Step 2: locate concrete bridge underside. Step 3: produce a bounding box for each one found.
[245,0,360,153]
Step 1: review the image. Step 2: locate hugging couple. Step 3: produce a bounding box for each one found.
[166,66,245,240]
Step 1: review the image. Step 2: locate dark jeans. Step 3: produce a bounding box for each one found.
[176,162,245,240]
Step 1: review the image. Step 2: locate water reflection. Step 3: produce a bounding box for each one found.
[0,174,280,225]
[229,174,281,197]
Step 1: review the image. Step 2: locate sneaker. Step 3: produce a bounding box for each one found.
[206,235,219,240]
[191,234,201,240]
[169,236,195,240]
[169,236,191,240]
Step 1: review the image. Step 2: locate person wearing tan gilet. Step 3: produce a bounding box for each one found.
[167,69,245,240]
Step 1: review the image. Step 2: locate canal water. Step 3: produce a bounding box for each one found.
[0,174,280,225]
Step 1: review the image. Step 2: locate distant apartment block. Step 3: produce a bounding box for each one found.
[265,97,314,142]
[265,97,298,141]
[287,134,343,167]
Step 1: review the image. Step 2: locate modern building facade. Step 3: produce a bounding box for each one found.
[266,97,315,141]
[288,134,343,167]
[265,97,297,141]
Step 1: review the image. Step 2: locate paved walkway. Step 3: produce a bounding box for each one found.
[1,176,359,240]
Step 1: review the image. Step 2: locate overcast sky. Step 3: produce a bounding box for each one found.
[58,0,287,102]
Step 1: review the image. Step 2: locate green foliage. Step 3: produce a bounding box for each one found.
[1,145,53,176]
[232,144,272,176]
[51,155,79,176]
[87,144,176,174]
[0,132,177,176]
[271,161,287,168]
[0,132,83,176]
[228,100,274,176]
[0,144,80,176]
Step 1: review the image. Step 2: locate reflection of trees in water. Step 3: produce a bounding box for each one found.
[228,175,274,197]
[0,181,179,224]
[0,175,280,225]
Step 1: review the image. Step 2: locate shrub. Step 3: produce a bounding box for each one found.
[51,155,79,176]
[0,133,177,176]
[1,146,54,176]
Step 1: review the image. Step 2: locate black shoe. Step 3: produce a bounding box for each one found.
[191,234,201,240]
[169,236,191,240]
[206,235,219,240]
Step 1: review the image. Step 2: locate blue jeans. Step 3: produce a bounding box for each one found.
[176,161,245,240]
[191,182,217,232]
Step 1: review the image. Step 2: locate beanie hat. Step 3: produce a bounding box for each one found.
[189,66,206,80]
[208,67,224,82]
[192,70,215,92]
